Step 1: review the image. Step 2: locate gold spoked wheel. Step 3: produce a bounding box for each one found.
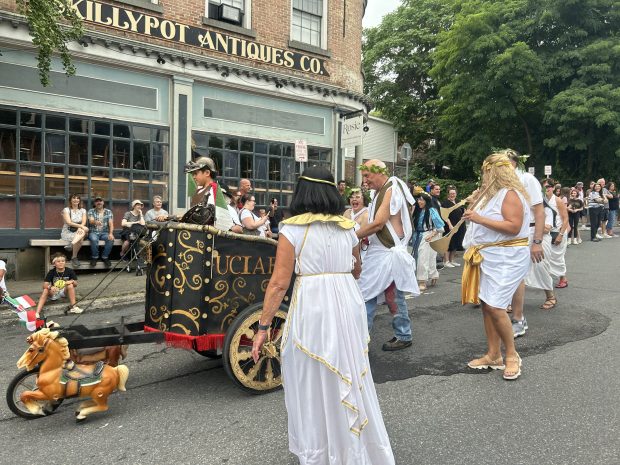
[223,304,288,393]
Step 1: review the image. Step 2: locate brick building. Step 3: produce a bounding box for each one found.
[0,0,370,260]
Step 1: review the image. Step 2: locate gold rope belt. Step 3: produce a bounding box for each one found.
[461,237,529,305]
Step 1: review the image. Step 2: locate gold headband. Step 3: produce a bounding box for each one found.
[482,159,512,171]
[299,176,337,187]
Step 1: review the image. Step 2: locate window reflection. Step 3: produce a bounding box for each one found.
[20,131,41,162]
[45,134,66,164]
[0,127,16,160]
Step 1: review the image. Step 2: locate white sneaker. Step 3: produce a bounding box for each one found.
[577,238,582,244]
[452,261,461,266]
[603,234,612,239]
[67,305,83,314]
[580,224,588,230]
[444,262,455,268]
[597,233,603,239]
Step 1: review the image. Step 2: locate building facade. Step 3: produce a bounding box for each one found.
[0,0,370,254]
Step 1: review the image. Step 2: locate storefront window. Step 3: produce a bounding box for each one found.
[0,106,170,230]
[191,130,331,206]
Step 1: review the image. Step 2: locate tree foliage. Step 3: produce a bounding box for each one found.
[16,0,83,87]
[363,0,620,182]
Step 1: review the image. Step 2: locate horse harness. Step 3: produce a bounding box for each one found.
[60,360,104,398]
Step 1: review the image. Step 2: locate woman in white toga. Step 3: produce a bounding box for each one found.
[252,166,395,464]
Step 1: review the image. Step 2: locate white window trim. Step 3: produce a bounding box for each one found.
[204,0,252,30]
[290,0,328,50]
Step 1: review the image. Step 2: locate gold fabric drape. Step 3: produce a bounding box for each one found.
[461,237,529,305]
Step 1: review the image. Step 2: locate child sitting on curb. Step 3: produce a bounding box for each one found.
[35,253,83,317]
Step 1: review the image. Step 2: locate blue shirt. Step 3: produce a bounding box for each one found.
[87,208,113,233]
[416,208,445,231]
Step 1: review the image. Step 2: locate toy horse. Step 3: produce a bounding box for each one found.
[16,328,129,421]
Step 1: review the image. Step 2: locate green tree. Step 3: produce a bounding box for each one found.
[362,0,455,152]
[16,0,83,87]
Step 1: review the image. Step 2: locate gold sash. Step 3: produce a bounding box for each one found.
[461,237,529,305]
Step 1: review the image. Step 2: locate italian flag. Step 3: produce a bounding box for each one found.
[18,310,44,332]
[3,295,43,332]
[4,294,35,312]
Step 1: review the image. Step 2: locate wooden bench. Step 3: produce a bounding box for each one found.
[30,239,123,273]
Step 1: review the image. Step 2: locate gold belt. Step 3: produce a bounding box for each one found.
[461,237,529,305]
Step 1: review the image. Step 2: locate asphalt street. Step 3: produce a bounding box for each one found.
[0,237,618,465]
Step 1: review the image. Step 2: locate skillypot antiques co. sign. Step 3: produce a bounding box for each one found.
[71,0,329,76]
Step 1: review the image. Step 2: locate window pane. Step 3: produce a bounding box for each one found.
[20,112,42,127]
[91,177,110,200]
[223,151,238,177]
[44,165,66,196]
[283,145,293,157]
[152,144,169,172]
[69,118,89,133]
[45,133,66,164]
[269,158,281,181]
[133,126,151,141]
[209,135,224,149]
[240,139,253,152]
[0,165,17,195]
[152,128,169,143]
[225,137,238,150]
[133,141,150,171]
[94,121,110,136]
[68,171,88,198]
[0,109,16,126]
[210,150,223,173]
[240,153,253,179]
[45,115,66,130]
[0,127,16,159]
[269,143,282,156]
[20,167,41,196]
[112,172,130,200]
[69,135,88,166]
[255,155,268,179]
[281,158,294,183]
[132,180,150,203]
[112,140,130,169]
[20,131,41,162]
[92,138,110,167]
[113,123,131,138]
[255,142,268,154]
[192,132,209,148]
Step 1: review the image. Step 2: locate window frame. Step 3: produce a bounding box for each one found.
[290,0,328,50]
[204,0,252,30]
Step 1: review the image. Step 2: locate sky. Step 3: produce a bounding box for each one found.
[363,0,402,29]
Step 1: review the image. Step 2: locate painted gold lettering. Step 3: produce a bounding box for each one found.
[71,0,86,20]
[252,257,265,275]
[144,15,160,36]
[229,256,243,275]
[229,37,240,56]
[85,0,93,21]
[214,255,227,275]
[215,33,229,53]
[178,24,189,43]
[240,39,247,57]
[259,44,271,63]
[300,56,311,72]
[94,2,112,25]
[310,58,321,74]
[199,32,216,50]
[247,42,260,60]
[283,51,295,68]
[112,7,130,30]
[160,20,176,40]
[241,256,251,275]
[271,48,284,66]
[125,10,143,32]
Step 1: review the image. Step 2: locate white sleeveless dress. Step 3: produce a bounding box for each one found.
[463,188,531,309]
[280,221,395,465]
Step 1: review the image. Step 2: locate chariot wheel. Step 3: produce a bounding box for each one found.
[6,367,64,419]
[223,302,288,394]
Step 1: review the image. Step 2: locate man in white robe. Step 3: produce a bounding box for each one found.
[357,160,419,351]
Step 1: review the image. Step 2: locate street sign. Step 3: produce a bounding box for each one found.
[294,140,308,162]
[528,167,535,175]
[544,165,552,176]
[341,115,363,148]
[401,143,412,161]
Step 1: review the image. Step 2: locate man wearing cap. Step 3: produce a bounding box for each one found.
[184,156,233,230]
[120,200,146,259]
[87,196,115,268]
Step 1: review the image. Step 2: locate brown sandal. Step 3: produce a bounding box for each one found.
[503,354,522,380]
[467,354,505,370]
[540,297,557,310]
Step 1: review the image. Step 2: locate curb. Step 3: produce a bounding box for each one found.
[0,292,146,328]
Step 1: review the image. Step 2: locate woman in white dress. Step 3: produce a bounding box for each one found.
[462,153,531,380]
[542,178,569,289]
[252,167,395,465]
[61,194,88,268]
[411,190,445,291]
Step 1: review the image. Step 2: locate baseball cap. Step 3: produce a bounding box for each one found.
[131,199,144,207]
[94,196,103,201]
[576,182,583,186]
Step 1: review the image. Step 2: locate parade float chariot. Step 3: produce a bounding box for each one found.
[7,221,291,419]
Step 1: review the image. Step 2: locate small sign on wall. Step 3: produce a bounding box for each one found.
[341,115,363,148]
[295,140,308,162]
[544,165,552,176]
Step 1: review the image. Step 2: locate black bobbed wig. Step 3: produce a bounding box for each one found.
[289,166,345,216]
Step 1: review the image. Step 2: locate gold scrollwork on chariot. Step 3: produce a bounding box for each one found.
[149,305,169,332]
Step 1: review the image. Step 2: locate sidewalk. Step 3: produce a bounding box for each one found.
[0,268,147,326]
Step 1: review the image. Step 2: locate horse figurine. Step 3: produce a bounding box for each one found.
[16,328,129,421]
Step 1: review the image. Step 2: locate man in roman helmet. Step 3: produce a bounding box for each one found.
[356,159,419,351]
